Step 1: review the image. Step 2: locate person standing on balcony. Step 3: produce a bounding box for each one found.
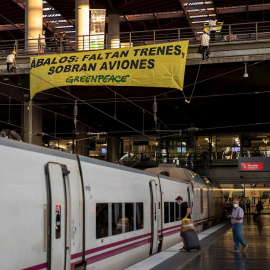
[50,32,60,52]
[209,17,217,41]
[199,29,210,61]
[38,30,46,53]
[62,33,70,51]
[6,51,16,72]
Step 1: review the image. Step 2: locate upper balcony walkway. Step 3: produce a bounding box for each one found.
[1,21,270,74]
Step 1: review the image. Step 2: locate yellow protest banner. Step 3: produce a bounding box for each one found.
[30,41,189,99]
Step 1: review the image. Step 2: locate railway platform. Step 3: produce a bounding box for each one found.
[127,215,270,270]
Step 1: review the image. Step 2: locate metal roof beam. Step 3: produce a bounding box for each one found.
[217,3,270,14]
[185,4,213,10]
[124,15,134,32]
[0,24,24,31]
[43,10,60,16]
[153,12,161,28]
[181,0,212,3]
[116,11,184,22]
[43,16,66,21]
[187,10,215,16]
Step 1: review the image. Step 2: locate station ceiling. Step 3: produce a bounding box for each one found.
[1,1,270,37]
[1,1,270,141]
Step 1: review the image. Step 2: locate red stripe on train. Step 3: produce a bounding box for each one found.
[85,238,151,265]
[22,262,47,270]
[71,233,152,260]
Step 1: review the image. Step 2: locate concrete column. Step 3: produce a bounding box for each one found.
[75,0,90,51]
[108,14,120,49]
[25,0,43,53]
[23,101,43,145]
[107,136,121,163]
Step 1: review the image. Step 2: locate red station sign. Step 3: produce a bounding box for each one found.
[241,163,264,171]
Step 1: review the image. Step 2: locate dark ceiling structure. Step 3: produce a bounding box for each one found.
[1,0,270,142]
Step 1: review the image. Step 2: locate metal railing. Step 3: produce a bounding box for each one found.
[1,21,270,56]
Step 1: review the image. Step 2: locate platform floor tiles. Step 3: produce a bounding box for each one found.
[154,215,270,270]
[179,215,270,270]
[128,215,270,270]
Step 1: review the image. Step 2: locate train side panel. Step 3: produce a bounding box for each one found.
[159,177,190,251]
[192,181,209,233]
[209,186,224,225]
[0,139,83,270]
[79,158,159,270]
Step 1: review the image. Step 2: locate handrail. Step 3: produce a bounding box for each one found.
[0,20,270,56]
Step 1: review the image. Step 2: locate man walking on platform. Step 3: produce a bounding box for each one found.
[228,199,248,253]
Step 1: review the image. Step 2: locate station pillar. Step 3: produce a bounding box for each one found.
[108,14,120,49]
[107,136,121,163]
[25,0,43,53]
[23,100,43,145]
[75,0,90,51]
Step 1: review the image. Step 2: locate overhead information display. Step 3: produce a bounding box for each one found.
[30,41,189,99]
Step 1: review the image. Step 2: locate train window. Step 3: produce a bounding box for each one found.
[96,203,108,239]
[125,203,134,232]
[112,203,123,235]
[176,202,180,220]
[164,202,169,223]
[170,202,175,222]
[136,203,144,230]
[200,188,203,213]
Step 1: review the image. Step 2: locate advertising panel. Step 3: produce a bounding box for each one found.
[90,9,106,50]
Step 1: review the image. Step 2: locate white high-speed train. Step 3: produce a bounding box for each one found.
[0,138,224,270]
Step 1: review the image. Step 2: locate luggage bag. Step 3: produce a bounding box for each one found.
[182,231,201,252]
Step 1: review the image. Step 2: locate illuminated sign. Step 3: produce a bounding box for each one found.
[241,163,264,171]
[238,157,270,172]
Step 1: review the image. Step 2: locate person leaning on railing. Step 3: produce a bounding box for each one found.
[62,33,70,51]
[50,32,60,52]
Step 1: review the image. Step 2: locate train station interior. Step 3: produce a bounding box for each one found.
[1,0,270,269]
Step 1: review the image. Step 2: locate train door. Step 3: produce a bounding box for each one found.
[46,163,71,270]
[187,185,194,214]
[149,180,158,255]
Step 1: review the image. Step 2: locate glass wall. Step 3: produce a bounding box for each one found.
[43,133,270,164]
[221,184,270,213]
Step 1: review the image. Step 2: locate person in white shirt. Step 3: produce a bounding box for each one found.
[6,51,16,72]
[209,17,217,41]
[39,30,46,53]
[200,29,210,61]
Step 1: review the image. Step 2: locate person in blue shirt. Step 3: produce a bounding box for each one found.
[228,199,248,253]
